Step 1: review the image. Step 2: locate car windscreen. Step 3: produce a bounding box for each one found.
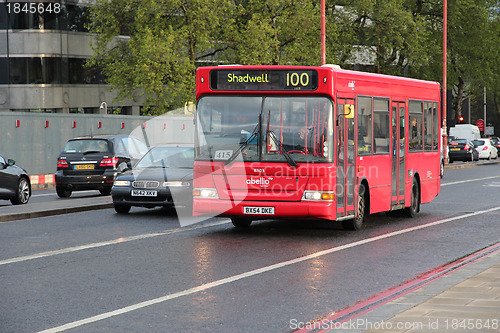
[451,139,467,144]
[136,147,194,169]
[62,139,110,153]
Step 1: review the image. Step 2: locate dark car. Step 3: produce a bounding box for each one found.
[111,145,194,214]
[487,137,500,152]
[0,154,31,205]
[55,135,148,198]
[448,139,479,163]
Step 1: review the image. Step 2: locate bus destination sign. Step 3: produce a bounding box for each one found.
[210,69,318,91]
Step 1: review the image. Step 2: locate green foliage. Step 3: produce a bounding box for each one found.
[87,0,500,121]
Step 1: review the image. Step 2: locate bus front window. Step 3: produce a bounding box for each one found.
[196,96,262,162]
[195,96,334,163]
[262,97,333,163]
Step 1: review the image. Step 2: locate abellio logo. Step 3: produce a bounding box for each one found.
[246,177,273,186]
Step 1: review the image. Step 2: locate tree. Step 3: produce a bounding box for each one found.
[87,0,232,115]
[447,0,499,124]
[220,0,322,65]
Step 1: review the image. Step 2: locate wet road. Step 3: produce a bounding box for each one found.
[1,164,499,332]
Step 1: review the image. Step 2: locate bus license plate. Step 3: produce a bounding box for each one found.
[74,164,94,170]
[243,206,275,215]
[131,190,158,197]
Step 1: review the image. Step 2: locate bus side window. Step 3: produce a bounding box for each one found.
[373,98,390,154]
[409,100,423,152]
[357,96,372,155]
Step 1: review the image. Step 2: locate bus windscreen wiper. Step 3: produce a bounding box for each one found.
[266,130,298,168]
[225,121,260,165]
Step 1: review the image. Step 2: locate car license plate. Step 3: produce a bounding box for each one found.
[131,190,158,197]
[450,148,460,151]
[243,206,275,215]
[74,164,94,170]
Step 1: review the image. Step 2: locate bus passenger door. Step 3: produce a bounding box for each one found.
[391,101,406,208]
[336,98,355,218]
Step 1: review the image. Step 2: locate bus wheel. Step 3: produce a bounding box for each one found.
[231,217,252,228]
[405,179,420,218]
[342,183,366,231]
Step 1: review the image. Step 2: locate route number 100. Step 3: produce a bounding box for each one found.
[286,72,310,87]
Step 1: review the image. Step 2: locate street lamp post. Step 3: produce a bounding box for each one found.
[321,0,326,65]
[442,0,448,163]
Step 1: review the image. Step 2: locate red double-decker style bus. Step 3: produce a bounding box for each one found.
[193,65,441,230]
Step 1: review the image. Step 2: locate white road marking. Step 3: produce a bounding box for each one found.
[441,175,500,186]
[31,190,96,198]
[37,206,500,333]
[0,220,230,266]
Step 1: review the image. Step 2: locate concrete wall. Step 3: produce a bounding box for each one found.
[0,112,194,175]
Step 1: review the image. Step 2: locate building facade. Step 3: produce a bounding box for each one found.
[0,0,141,115]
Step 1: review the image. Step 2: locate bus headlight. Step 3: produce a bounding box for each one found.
[193,188,219,199]
[302,191,335,201]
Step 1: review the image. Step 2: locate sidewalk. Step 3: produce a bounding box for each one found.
[0,194,113,222]
[324,246,500,333]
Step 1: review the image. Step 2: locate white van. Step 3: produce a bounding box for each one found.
[449,124,481,141]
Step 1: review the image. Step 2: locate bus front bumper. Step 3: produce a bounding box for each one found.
[193,198,336,221]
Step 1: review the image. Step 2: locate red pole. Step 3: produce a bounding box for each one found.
[321,0,326,65]
[442,0,448,163]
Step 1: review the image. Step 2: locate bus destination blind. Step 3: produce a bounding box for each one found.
[210,69,318,91]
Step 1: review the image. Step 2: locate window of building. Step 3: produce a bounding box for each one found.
[1,3,90,32]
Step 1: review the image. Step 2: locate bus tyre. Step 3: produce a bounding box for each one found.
[231,217,252,228]
[342,184,366,231]
[405,179,420,218]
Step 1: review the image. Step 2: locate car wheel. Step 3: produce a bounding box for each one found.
[99,188,112,195]
[231,217,252,228]
[56,186,72,198]
[404,179,420,218]
[11,177,30,205]
[342,183,367,231]
[114,204,131,214]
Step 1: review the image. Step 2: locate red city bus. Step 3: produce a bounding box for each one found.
[193,65,441,230]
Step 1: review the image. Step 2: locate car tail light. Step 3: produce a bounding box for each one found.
[100,157,119,167]
[57,159,69,168]
[483,146,488,151]
[464,144,469,150]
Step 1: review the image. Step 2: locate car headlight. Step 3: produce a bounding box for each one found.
[193,188,218,199]
[163,181,190,187]
[113,180,131,186]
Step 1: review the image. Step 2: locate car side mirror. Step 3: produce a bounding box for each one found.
[7,159,15,166]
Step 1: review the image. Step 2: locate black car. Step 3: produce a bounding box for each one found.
[55,135,148,198]
[0,154,31,205]
[111,145,194,214]
[487,137,500,152]
[448,139,479,163]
